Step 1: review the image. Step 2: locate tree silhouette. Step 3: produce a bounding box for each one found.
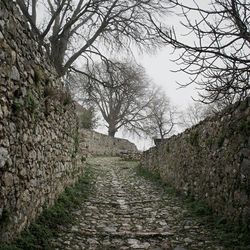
[152,0,250,104]
[17,0,170,76]
[73,60,152,137]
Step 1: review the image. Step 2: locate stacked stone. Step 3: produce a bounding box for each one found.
[0,0,84,241]
[50,157,224,250]
[141,97,250,226]
[119,151,142,161]
[79,128,138,156]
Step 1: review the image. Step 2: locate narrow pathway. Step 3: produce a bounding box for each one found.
[51,157,223,250]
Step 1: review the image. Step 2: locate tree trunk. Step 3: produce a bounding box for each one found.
[49,17,70,76]
[32,0,37,24]
[108,123,117,137]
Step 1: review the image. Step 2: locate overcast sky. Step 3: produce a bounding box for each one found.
[137,48,197,108]
[34,0,211,150]
[96,47,194,151]
[101,0,212,150]
[137,0,211,109]
[116,46,199,150]
[29,0,212,149]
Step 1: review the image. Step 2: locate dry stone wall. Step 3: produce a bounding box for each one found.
[141,98,250,226]
[79,129,138,156]
[0,1,84,241]
[0,1,139,241]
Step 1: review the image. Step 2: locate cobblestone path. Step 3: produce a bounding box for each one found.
[51,157,223,250]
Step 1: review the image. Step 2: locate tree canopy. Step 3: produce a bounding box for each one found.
[72,60,153,137]
[152,0,250,104]
[143,88,176,139]
[17,0,170,76]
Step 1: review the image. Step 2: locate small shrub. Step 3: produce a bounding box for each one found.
[239,119,250,136]
[165,144,170,153]
[43,87,72,106]
[0,209,10,225]
[33,67,44,85]
[189,130,199,147]
[186,198,212,216]
[12,99,22,113]
[205,138,213,148]
[25,91,38,113]
[12,91,38,116]
[79,107,98,129]
[217,135,225,148]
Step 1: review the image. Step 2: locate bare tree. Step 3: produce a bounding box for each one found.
[16,0,170,76]
[74,60,152,137]
[143,88,176,139]
[179,102,208,129]
[151,0,250,104]
[179,97,238,129]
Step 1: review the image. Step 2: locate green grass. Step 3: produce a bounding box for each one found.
[135,165,250,250]
[135,165,177,195]
[0,164,93,250]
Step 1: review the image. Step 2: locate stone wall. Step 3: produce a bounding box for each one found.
[0,1,139,241]
[141,98,250,226]
[75,103,138,156]
[79,129,138,156]
[0,1,84,241]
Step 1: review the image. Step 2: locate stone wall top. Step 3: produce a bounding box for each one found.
[141,97,250,226]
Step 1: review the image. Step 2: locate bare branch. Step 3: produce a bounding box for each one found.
[17,0,170,76]
[153,0,250,104]
[71,60,151,137]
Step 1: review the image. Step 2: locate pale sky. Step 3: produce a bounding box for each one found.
[99,0,212,150]
[34,0,210,150]
[97,46,198,151]
[117,47,199,150]
[137,49,198,108]
[136,0,211,109]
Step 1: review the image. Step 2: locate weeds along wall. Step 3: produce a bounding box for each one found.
[141,98,250,226]
[0,1,84,241]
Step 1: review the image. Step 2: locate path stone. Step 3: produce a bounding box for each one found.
[50,157,224,249]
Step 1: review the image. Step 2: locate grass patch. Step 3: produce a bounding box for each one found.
[0,164,93,250]
[135,165,250,250]
[135,165,176,195]
[189,130,199,147]
[185,196,212,217]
